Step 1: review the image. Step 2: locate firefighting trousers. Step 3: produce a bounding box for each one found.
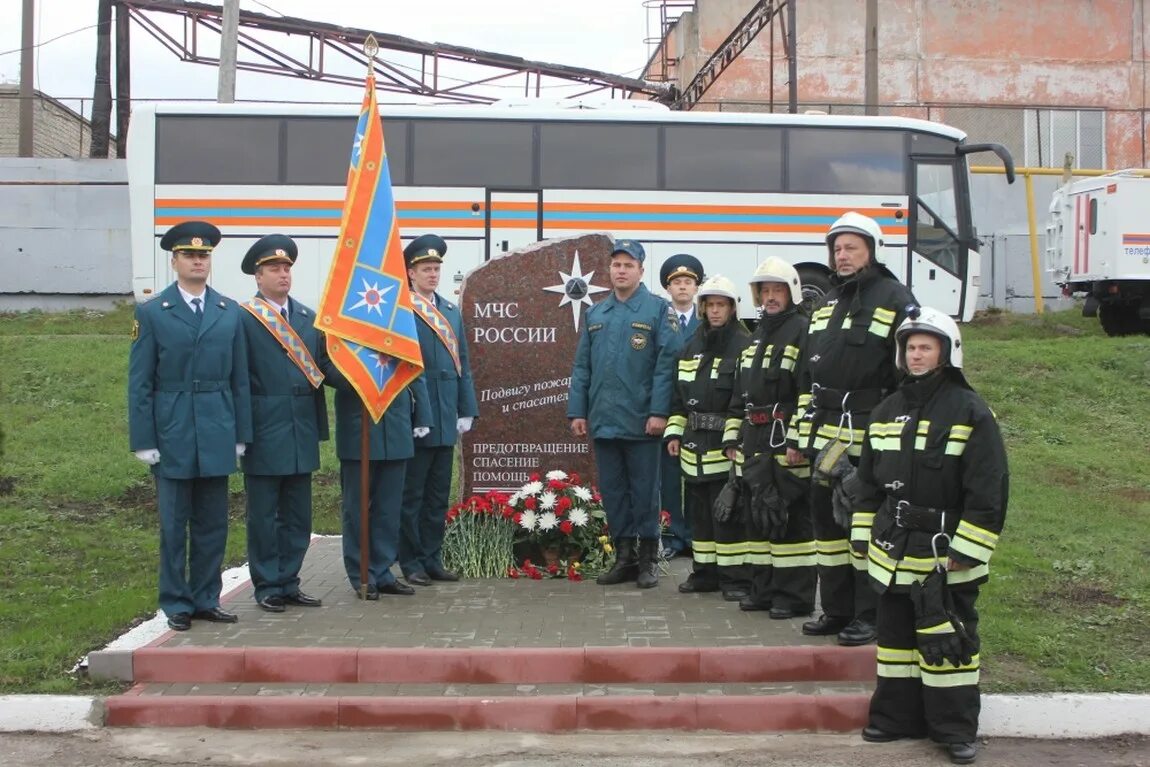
[869,586,982,743]
[745,491,817,612]
[810,481,877,620]
[686,479,750,590]
[594,438,662,540]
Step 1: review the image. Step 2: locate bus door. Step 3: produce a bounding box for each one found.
[485,189,543,261]
[909,158,967,317]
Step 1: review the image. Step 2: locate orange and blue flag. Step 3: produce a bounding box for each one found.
[316,75,423,422]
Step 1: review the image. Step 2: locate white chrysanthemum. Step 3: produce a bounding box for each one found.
[545,469,568,481]
[507,491,522,505]
[518,510,537,531]
[521,480,543,496]
[572,486,593,502]
[539,491,557,510]
[537,511,559,531]
[568,508,590,527]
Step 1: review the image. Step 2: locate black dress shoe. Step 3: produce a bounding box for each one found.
[837,617,878,646]
[801,614,852,636]
[721,589,749,602]
[378,581,415,596]
[862,725,905,743]
[355,585,379,600]
[738,598,771,612]
[282,592,322,607]
[947,742,977,764]
[678,578,720,594]
[193,607,238,623]
[405,572,432,587]
[426,566,459,582]
[769,606,812,620]
[167,612,192,631]
[257,595,286,613]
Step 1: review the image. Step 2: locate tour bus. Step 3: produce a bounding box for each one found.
[126,101,1013,320]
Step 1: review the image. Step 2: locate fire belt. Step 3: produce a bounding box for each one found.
[811,384,886,413]
[893,500,957,532]
[687,412,727,431]
[746,405,786,426]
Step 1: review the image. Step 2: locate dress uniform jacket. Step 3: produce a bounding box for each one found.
[240,295,329,475]
[722,306,816,611]
[334,380,432,461]
[856,369,1008,743]
[568,283,682,439]
[129,282,253,476]
[412,292,478,447]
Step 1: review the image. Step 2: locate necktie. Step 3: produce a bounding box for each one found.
[280,307,288,322]
[679,313,688,330]
[191,297,202,315]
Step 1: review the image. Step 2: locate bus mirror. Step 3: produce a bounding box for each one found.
[958,142,1016,184]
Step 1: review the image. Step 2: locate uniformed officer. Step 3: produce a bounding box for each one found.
[855,307,1008,765]
[128,220,253,632]
[794,212,917,646]
[238,235,329,613]
[568,239,682,588]
[398,234,479,586]
[723,258,816,618]
[665,275,751,598]
[658,253,704,560]
[334,368,432,599]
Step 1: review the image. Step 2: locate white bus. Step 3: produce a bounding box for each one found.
[127,102,1013,320]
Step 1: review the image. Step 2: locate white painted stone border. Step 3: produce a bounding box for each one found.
[2,694,1150,735]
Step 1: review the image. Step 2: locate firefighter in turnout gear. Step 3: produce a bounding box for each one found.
[795,212,917,646]
[722,258,816,618]
[854,306,1007,765]
[665,275,752,599]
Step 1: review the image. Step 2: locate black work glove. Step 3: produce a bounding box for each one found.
[713,467,743,525]
[831,468,863,529]
[909,568,974,668]
[763,483,789,540]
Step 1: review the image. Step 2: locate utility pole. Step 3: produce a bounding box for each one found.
[864,0,879,115]
[786,0,797,113]
[91,0,113,157]
[115,1,132,157]
[19,0,34,157]
[217,0,239,103]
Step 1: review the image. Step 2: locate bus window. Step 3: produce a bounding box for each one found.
[284,117,411,186]
[915,202,963,275]
[156,116,280,184]
[787,128,905,194]
[915,162,959,232]
[411,119,533,188]
[664,125,783,192]
[540,122,658,190]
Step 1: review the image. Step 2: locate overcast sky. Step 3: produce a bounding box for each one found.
[0,0,658,114]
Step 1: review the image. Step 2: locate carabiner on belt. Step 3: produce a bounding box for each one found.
[768,400,787,449]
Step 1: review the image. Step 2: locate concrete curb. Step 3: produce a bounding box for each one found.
[2,693,1150,736]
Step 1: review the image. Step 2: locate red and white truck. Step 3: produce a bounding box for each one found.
[1047,173,1150,336]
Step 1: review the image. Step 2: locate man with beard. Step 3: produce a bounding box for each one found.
[794,212,917,647]
[665,275,752,600]
[722,258,815,618]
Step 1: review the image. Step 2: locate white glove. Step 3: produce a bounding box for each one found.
[134,449,161,466]
[457,417,474,434]
[413,427,431,439]
[235,443,247,458]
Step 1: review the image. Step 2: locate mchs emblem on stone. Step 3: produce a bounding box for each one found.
[460,235,614,495]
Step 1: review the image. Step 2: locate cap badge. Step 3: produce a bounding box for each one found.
[191,237,203,247]
[274,248,286,257]
[427,248,439,258]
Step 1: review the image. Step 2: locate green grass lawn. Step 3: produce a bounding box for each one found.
[0,304,1147,693]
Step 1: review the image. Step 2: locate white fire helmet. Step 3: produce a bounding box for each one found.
[826,211,886,265]
[749,257,803,308]
[696,274,739,315]
[895,305,964,373]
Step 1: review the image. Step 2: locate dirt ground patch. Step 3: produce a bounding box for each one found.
[1040,582,1126,608]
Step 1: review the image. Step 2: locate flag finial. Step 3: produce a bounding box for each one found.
[363,34,379,61]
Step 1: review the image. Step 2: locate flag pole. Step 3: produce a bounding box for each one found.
[356,34,379,602]
[359,402,370,600]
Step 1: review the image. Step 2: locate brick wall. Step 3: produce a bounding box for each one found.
[0,87,118,159]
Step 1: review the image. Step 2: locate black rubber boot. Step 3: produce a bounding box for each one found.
[596,538,638,585]
[636,538,660,589]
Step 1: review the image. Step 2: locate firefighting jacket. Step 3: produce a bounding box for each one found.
[793,266,916,458]
[723,306,808,462]
[664,318,751,482]
[856,370,1009,593]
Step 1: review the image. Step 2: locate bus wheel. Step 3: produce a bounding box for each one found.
[1098,304,1137,336]
[797,267,832,310]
